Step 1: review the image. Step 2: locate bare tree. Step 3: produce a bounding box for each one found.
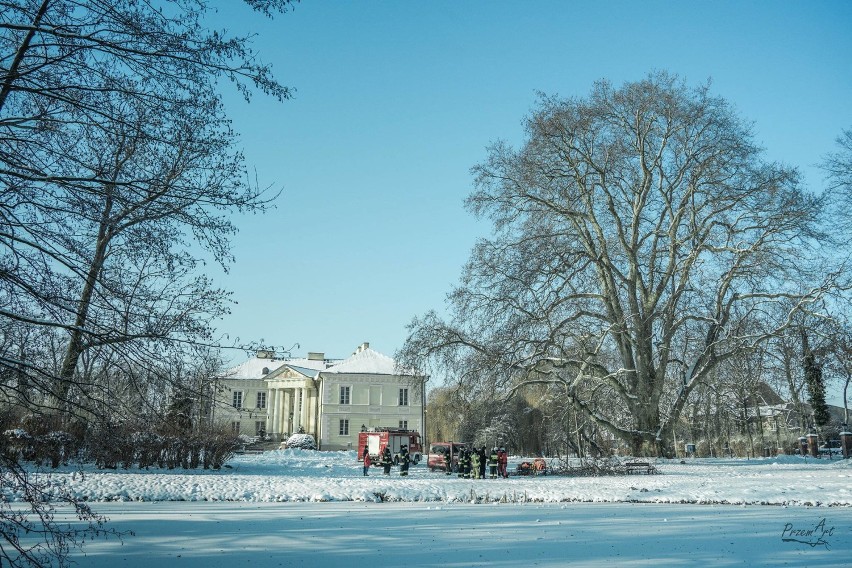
[830,338,852,427]
[821,320,852,427]
[1,0,295,419]
[823,128,852,198]
[821,127,852,427]
[1,1,295,565]
[402,73,834,456]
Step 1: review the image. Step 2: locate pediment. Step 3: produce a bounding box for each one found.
[266,365,312,380]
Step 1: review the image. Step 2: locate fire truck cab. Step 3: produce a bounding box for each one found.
[357,429,422,466]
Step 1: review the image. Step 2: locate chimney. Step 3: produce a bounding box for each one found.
[355,342,370,354]
[307,352,325,361]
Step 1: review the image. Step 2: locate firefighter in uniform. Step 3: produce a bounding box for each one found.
[380,446,393,475]
[478,447,487,479]
[488,447,499,479]
[362,446,371,476]
[498,447,508,478]
[444,447,453,475]
[398,444,411,476]
[471,448,481,479]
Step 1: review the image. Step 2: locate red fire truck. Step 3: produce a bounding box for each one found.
[357,428,423,466]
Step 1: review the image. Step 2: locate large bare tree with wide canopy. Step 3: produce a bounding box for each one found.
[401,73,834,456]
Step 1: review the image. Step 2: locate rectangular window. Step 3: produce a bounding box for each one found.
[339,385,350,405]
[398,388,409,406]
[256,391,267,409]
[399,420,408,430]
[255,421,265,436]
[232,391,243,409]
[231,421,240,435]
[339,419,349,436]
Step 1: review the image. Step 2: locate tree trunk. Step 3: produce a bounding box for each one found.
[0,0,51,113]
[631,398,665,456]
[54,196,114,418]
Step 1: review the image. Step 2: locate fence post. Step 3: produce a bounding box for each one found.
[840,429,851,459]
[807,433,819,458]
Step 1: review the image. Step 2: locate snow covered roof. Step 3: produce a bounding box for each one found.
[219,357,288,380]
[219,344,417,380]
[219,356,331,381]
[320,347,400,375]
[279,358,330,371]
[284,364,323,379]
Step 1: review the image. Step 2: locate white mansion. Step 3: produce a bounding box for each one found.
[213,342,425,451]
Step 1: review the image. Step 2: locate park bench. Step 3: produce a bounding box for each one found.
[624,461,655,474]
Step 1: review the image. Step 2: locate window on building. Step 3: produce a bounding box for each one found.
[398,388,409,406]
[232,391,243,409]
[399,420,408,430]
[231,421,240,435]
[339,419,349,436]
[256,391,267,409]
[339,385,350,405]
[255,421,265,436]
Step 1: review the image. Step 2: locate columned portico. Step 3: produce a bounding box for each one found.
[264,371,318,441]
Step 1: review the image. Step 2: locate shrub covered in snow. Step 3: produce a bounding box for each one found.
[86,424,240,470]
[3,428,75,468]
[3,421,240,471]
[281,433,317,450]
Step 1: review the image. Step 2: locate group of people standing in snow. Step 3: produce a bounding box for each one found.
[361,445,511,479]
[449,447,508,479]
[362,445,411,477]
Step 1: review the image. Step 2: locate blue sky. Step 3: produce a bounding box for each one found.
[207,1,852,398]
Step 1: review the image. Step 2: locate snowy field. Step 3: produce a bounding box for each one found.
[11,450,852,566]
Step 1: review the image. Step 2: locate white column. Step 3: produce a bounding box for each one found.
[283,389,290,435]
[269,388,279,437]
[302,387,309,431]
[283,390,291,435]
[281,389,289,435]
[302,388,310,432]
[294,387,303,431]
[306,389,314,434]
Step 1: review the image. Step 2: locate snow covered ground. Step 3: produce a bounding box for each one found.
[11,450,852,566]
[22,448,852,506]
